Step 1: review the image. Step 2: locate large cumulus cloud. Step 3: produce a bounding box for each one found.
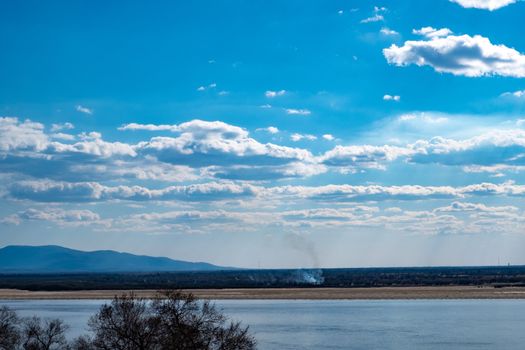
[1,118,319,182]
[384,29,525,77]
[132,120,314,169]
[450,0,517,10]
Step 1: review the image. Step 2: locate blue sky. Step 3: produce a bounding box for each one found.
[2,0,525,268]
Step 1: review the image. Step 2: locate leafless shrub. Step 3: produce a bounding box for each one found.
[0,306,20,350]
[20,317,68,350]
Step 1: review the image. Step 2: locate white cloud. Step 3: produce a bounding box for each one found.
[361,14,384,23]
[412,27,453,38]
[6,116,525,193]
[197,83,217,91]
[16,203,523,236]
[273,182,525,202]
[118,123,179,132]
[267,126,279,134]
[434,201,518,213]
[204,162,326,181]
[380,28,399,36]
[133,120,316,180]
[1,118,322,182]
[450,0,517,10]
[9,179,525,204]
[361,6,387,23]
[383,94,401,101]
[290,133,317,142]
[0,208,109,227]
[5,208,101,226]
[398,113,448,124]
[50,133,75,141]
[463,164,525,174]
[78,131,101,140]
[384,31,525,77]
[50,122,74,132]
[76,105,93,115]
[0,117,49,152]
[109,162,198,182]
[363,112,496,145]
[256,126,279,134]
[265,90,286,98]
[320,125,525,171]
[408,129,525,167]
[49,135,136,158]
[500,90,525,100]
[319,144,412,170]
[8,180,260,203]
[285,108,311,116]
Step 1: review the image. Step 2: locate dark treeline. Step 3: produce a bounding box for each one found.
[0,290,255,350]
[1,266,525,291]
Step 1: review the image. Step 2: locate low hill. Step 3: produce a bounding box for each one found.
[0,245,228,273]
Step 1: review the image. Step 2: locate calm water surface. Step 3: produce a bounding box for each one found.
[2,299,525,349]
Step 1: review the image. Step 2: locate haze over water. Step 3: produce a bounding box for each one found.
[3,299,525,349]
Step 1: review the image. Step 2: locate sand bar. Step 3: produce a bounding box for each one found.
[2,286,525,300]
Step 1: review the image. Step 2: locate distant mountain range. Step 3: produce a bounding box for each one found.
[0,245,229,273]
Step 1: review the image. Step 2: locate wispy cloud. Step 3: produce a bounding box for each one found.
[50,132,75,141]
[256,126,279,134]
[265,90,286,98]
[380,27,399,36]
[361,6,387,23]
[291,133,317,142]
[412,27,453,38]
[285,108,311,115]
[50,122,74,132]
[361,14,384,23]
[197,83,217,91]
[500,89,525,99]
[76,105,93,115]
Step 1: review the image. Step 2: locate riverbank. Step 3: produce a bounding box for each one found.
[2,286,525,300]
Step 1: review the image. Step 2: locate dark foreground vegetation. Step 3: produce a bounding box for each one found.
[1,266,525,291]
[0,290,255,350]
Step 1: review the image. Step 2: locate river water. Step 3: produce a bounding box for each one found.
[2,299,525,349]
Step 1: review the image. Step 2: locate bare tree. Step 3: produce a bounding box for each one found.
[20,317,68,350]
[87,290,256,350]
[152,290,255,350]
[70,336,95,350]
[87,293,161,350]
[0,306,20,350]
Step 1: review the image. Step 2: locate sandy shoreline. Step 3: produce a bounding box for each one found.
[2,286,525,300]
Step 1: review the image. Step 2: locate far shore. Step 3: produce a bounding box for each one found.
[2,286,525,300]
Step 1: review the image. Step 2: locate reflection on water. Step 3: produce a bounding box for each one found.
[2,299,525,349]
